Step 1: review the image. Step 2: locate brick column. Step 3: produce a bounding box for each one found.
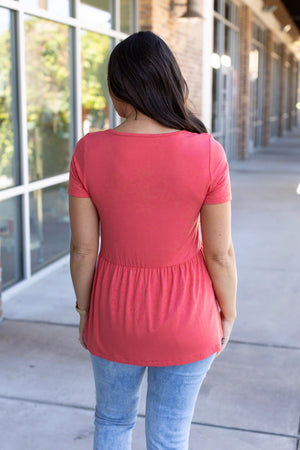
[262,30,273,146]
[288,55,296,130]
[138,0,204,120]
[139,0,153,31]
[237,5,252,160]
[278,43,287,136]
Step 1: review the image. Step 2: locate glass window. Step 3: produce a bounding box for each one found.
[285,62,291,129]
[79,0,112,30]
[225,0,231,21]
[24,16,71,182]
[120,0,132,34]
[81,31,111,134]
[212,19,221,133]
[224,25,230,56]
[0,8,19,190]
[214,0,221,13]
[30,182,69,273]
[211,3,240,158]
[212,68,220,132]
[249,43,264,148]
[274,42,280,55]
[294,61,299,127]
[235,5,240,26]
[0,196,22,288]
[24,0,70,17]
[271,57,280,117]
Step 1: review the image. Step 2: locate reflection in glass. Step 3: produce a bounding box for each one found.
[224,25,230,56]
[0,197,22,288]
[211,9,239,159]
[249,43,264,148]
[284,63,291,131]
[271,56,280,137]
[121,0,131,34]
[225,0,231,21]
[81,31,111,134]
[213,17,218,53]
[212,68,219,132]
[30,183,69,273]
[24,16,71,182]
[0,8,18,190]
[79,0,111,29]
[24,0,70,17]
[214,0,220,12]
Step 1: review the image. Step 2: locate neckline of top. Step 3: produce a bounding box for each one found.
[105,128,190,137]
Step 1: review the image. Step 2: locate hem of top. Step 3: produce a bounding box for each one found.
[105,128,190,137]
[68,190,91,198]
[87,345,220,367]
[98,249,203,269]
[203,195,232,205]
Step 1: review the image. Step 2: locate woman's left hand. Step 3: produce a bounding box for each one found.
[78,316,88,349]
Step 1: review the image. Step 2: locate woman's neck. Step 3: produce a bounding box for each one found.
[113,111,180,134]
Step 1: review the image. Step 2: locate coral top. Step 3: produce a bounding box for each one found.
[68,129,232,366]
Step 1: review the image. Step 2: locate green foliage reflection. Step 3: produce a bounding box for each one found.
[25,16,70,182]
[0,12,14,189]
[81,30,110,133]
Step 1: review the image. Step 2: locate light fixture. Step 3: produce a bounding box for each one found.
[211,53,221,69]
[262,5,277,13]
[170,0,204,20]
[221,54,231,67]
[282,24,292,32]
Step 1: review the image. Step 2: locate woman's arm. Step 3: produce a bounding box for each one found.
[69,196,99,313]
[200,201,237,355]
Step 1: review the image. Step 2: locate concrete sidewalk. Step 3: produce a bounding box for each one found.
[1,131,300,450]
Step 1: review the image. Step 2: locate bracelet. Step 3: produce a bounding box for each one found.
[75,301,89,316]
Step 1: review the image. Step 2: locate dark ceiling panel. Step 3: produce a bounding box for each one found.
[281,0,300,30]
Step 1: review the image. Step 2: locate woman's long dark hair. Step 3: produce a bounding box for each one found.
[107,31,207,134]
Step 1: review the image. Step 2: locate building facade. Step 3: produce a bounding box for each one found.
[0,0,299,295]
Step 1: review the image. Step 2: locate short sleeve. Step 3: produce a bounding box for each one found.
[68,136,91,198]
[203,136,232,204]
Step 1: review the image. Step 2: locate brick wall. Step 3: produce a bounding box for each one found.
[138,0,205,120]
[139,0,152,31]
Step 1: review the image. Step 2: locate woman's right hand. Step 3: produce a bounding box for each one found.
[215,313,236,358]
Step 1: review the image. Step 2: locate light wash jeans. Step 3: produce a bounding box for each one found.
[90,352,216,450]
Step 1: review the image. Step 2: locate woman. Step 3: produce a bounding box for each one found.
[68,31,237,450]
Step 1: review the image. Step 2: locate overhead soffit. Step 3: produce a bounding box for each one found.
[280,0,300,31]
[263,0,300,41]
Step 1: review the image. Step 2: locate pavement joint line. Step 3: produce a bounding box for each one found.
[2,318,77,328]
[296,414,300,450]
[229,340,300,351]
[230,168,300,175]
[138,414,300,440]
[0,394,94,411]
[2,318,300,351]
[187,421,300,440]
[236,267,300,274]
[1,395,299,441]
